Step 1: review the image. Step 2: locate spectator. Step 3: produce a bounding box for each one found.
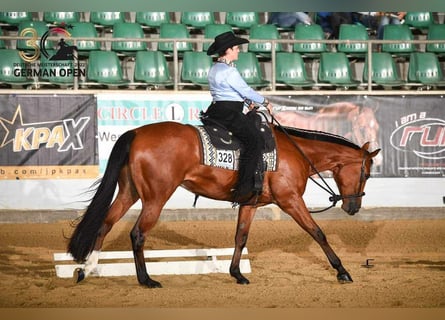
[267,12,313,28]
[377,12,406,39]
[316,12,353,39]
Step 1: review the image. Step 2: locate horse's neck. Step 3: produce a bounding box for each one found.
[298,140,355,173]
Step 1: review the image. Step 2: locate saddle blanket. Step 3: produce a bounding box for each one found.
[196,125,277,172]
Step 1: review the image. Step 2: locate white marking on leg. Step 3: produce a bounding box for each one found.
[83,250,100,276]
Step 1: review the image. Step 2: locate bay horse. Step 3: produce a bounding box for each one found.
[68,120,380,288]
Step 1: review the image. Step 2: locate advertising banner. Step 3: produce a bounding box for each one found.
[271,95,445,177]
[0,94,98,179]
[97,93,212,172]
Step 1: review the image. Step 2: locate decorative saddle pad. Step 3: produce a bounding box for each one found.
[195,122,277,172]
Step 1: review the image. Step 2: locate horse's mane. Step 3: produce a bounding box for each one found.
[275,126,361,150]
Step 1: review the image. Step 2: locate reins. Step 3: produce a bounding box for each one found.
[262,109,365,213]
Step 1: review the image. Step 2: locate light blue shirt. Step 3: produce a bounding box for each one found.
[208,62,265,104]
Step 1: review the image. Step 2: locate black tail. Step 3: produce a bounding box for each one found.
[67,130,136,262]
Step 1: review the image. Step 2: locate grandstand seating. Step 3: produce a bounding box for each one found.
[0,12,32,26]
[381,24,414,57]
[235,52,269,88]
[408,52,445,88]
[225,12,259,31]
[426,23,445,57]
[133,50,173,87]
[0,11,444,91]
[318,52,361,89]
[158,23,193,54]
[85,50,129,87]
[275,52,314,88]
[181,51,212,87]
[363,52,405,88]
[43,12,80,25]
[136,12,171,29]
[16,21,53,52]
[111,22,146,55]
[0,49,35,87]
[68,22,101,55]
[181,12,215,31]
[404,12,433,32]
[293,24,327,58]
[90,12,125,27]
[247,24,282,57]
[337,24,369,58]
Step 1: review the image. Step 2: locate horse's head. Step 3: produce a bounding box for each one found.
[332,142,381,215]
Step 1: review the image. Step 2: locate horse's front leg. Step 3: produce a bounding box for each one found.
[230,205,257,284]
[282,198,353,283]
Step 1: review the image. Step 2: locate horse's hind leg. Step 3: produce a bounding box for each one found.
[79,168,139,281]
[281,198,353,283]
[230,205,257,284]
[130,203,164,288]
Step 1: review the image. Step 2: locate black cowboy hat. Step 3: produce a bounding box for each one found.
[206,31,249,56]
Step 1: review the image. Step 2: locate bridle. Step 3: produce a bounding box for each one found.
[265,111,369,213]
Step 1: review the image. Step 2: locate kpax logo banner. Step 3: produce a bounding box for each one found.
[390,112,445,160]
[0,105,90,153]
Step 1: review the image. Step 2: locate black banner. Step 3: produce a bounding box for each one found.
[0,94,98,179]
[271,95,445,177]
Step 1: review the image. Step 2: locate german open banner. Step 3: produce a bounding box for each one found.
[0,94,98,179]
[272,95,445,177]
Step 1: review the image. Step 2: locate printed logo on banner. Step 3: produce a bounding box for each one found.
[0,105,89,152]
[15,23,86,79]
[390,112,445,160]
[0,97,98,179]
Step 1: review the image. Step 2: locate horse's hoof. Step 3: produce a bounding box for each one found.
[142,279,163,288]
[337,272,353,284]
[235,276,250,285]
[74,268,85,283]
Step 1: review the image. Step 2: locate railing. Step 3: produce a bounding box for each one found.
[1,34,445,92]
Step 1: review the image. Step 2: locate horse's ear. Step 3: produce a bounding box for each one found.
[361,142,370,150]
[369,148,381,158]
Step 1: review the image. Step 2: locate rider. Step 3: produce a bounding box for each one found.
[203,31,273,202]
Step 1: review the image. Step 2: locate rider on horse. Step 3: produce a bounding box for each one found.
[202,31,273,202]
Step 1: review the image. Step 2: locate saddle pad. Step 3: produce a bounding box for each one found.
[196,126,277,172]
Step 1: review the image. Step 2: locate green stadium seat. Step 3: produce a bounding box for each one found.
[68,22,101,56]
[136,12,170,28]
[90,12,125,27]
[225,12,259,30]
[181,12,215,30]
[408,52,445,88]
[318,52,360,88]
[363,52,405,88]
[86,50,129,87]
[43,12,80,25]
[0,49,34,87]
[133,51,173,87]
[181,51,212,87]
[16,21,54,53]
[247,24,282,56]
[404,12,433,30]
[111,22,147,55]
[293,24,327,58]
[0,12,32,26]
[426,24,445,57]
[337,24,369,58]
[203,24,233,51]
[275,52,314,88]
[381,24,414,57]
[235,52,269,88]
[158,23,193,54]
